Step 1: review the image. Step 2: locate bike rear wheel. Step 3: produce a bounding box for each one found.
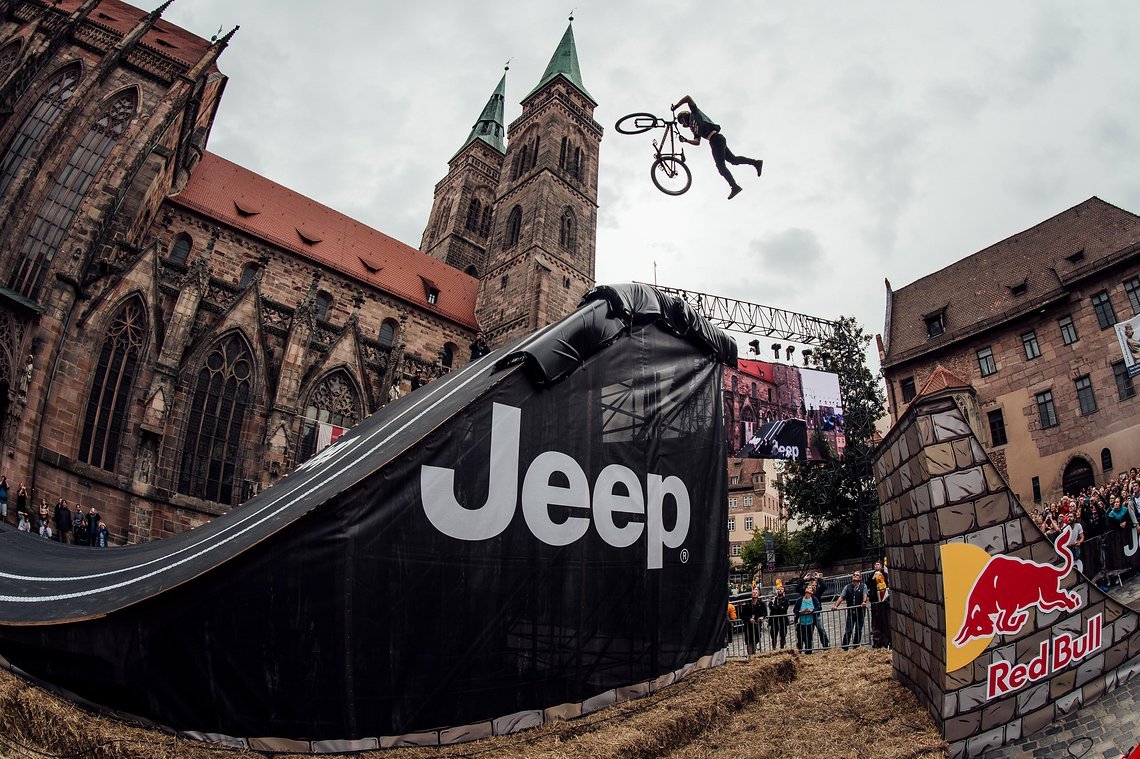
[615,112,661,135]
[651,156,692,196]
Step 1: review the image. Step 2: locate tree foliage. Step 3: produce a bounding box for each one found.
[781,316,885,565]
[739,528,809,576]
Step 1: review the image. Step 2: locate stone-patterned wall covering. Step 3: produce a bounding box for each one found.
[874,393,1140,758]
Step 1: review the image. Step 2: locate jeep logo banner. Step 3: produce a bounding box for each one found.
[422,403,693,569]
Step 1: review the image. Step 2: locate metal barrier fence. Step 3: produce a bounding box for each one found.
[724,599,890,657]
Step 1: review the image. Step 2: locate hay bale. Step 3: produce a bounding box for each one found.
[0,649,947,759]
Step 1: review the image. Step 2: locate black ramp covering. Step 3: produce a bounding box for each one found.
[0,284,732,746]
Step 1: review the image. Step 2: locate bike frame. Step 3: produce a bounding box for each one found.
[653,119,685,164]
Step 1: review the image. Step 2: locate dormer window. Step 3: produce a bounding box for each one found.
[924,310,945,338]
[1065,249,1085,264]
[1007,279,1028,297]
[296,227,321,246]
[421,276,440,306]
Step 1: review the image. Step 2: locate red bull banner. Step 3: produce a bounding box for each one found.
[942,532,1102,699]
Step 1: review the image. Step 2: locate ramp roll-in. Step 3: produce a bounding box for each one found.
[0,284,736,749]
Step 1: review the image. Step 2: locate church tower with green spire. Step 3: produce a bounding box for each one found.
[476,22,601,347]
[419,71,508,276]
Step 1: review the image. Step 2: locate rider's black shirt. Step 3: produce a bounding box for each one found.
[689,106,721,139]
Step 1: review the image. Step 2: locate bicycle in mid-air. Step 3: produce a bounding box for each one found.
[615,111,692,196]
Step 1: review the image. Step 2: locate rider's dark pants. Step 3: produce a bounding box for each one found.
[709,133,760,188]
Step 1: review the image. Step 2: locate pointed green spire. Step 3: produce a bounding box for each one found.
[452,72,507,160]
[525,22,595,105]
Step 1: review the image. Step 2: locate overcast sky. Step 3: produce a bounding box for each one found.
[162,1,1140,373]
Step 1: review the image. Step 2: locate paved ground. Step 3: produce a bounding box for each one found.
[984,572,1140,759]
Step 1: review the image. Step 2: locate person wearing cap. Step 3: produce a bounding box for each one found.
[671,95,763,200]
[835,571,870,649]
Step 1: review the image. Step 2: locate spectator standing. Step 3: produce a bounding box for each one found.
[835,571,870,649]
[744,586,765,656]
[808,579,830,649]
[85,506,100,546]
[768,582,790,649]
[797,587,818,654]
[15,482,27,523]
[72,505,86,546]
[95,522,109,547]
[36,498,50,534]
[0,474,7,519]
[54,498,73,544]
[870,562,891,648]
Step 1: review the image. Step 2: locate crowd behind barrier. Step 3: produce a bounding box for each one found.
[0,473,113,547]
[1029,467,1140,590]
[726,565,892,657]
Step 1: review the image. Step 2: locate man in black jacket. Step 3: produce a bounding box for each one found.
[53,498,72,544]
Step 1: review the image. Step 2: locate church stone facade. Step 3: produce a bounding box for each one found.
[0,0,599,543]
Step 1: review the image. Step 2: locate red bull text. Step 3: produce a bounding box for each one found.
[986,614,1102,698]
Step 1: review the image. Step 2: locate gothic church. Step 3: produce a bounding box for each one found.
[0,0,601,542]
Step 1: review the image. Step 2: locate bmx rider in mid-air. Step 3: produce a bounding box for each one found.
[672,94,763,200]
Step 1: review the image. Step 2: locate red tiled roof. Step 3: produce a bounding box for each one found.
[57,0,215,69]
[915,365,973,398]
[882,197,1140,367]
[736,358,773,381]
[169,152,478,328]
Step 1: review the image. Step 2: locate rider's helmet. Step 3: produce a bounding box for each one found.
[676,110,692,126]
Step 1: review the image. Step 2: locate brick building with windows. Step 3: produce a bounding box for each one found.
[877,197,1140,506]
[726,456,783,567]
[0,1,598,543]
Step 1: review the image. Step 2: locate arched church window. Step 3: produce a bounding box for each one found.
[9,87,136,300]
[513,145,529,180]
[559,208,576,251]
[504,206,522,249]
[465,198,482,233]
[1101,447,1113,472]
[0,62,80,199]
[78,297,146,471]
[298,371,360,463]
[441,342,456,369]
[378,318,398,349]
[238,262,258,288]
[479,205,492,237]
[170,233,192,265]
[178,333,254,504]
[314,291,333,321]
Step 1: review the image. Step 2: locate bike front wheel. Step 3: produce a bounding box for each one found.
[615,112,662,135]
[651,156,692,196]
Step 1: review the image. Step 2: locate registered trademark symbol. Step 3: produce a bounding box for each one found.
[679,549,689,563]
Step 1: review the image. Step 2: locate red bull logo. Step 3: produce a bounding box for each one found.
[942,531,1097,686]
[953,531,1080,647]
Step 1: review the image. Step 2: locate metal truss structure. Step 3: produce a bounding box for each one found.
[646,284,837,346]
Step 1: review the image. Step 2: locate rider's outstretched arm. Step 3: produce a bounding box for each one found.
[672,95,696,111]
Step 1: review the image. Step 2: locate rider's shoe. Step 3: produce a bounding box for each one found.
[728,185,743,200]
[754,160,763,177]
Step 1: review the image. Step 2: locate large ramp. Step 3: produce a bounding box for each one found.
[875,390,1140,758]
[0,284,736,751]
